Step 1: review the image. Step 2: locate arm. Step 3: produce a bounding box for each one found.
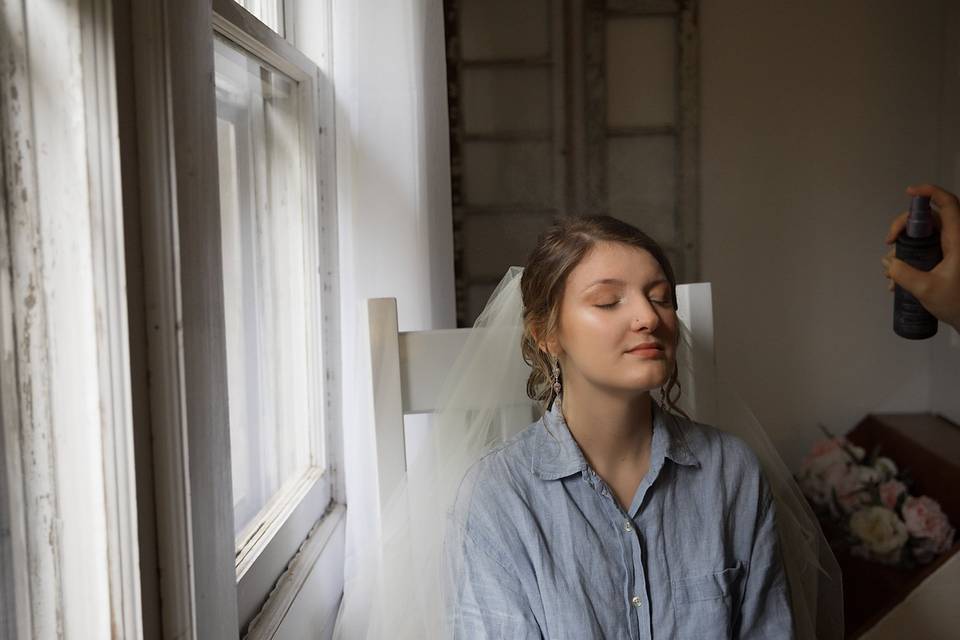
[735,479,795,640]
[446,525,543,640]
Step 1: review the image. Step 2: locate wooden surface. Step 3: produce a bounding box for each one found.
[861,551,960,640]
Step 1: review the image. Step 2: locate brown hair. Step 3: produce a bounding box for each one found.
[519,215,688,419]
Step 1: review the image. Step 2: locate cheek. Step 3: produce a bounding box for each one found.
[565,308,623,345]
[660,318,681,356]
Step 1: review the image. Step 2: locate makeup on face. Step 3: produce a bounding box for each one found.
[556,242,678,392]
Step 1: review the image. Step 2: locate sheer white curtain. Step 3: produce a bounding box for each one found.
[329,0,455,636]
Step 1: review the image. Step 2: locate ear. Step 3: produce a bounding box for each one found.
[539,337,561,359]
[533,325,561,358]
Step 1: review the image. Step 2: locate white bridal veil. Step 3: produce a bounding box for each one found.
[333,266,843,639]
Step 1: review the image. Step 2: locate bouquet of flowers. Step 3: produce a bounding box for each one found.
[797,429,956,568]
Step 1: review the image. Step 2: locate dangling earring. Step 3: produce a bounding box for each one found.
[659,363,679,411]
[552,359,562,398]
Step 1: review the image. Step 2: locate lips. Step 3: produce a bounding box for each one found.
[626,343,663,353]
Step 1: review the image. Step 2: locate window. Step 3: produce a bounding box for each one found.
[214,33,318,543]
[447,0,699,325]
[213,0,341,632]
[233,0,285,35]
[121,0,342,636]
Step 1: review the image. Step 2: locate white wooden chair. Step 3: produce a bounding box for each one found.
[358,282,719,519]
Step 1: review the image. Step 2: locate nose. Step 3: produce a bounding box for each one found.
[629,296,660,332]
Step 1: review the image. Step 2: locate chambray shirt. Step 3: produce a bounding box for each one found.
[446,400,794,639]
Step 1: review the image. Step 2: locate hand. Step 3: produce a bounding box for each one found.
[881,183,960,332]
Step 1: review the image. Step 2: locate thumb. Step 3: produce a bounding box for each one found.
[887,257,932,301]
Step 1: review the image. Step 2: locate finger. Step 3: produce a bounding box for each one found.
[890,200,945,231]
[886,256,932,302]
[887,279,894,292]
[885,211,909,244]
[906,183,959,252]
[885,209,944,244]
[881,255,892,276]
[907,183,960,211]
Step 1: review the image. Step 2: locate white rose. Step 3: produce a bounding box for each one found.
[849,506,909,556]
[874,456,898,479]
[848,444,866,461]
[855,464,882,486]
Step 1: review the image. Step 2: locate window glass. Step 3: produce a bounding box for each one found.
[234,0,284,34]
[214,35,313,541]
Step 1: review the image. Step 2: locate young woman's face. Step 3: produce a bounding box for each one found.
[549,241,679,395]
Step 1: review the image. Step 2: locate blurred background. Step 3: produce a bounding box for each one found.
[436,0,960,468]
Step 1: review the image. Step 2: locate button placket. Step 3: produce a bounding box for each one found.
[627,522,651,638]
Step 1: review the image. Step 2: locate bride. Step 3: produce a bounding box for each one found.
[335,215,842,639]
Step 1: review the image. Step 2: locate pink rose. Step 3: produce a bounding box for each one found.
[879,480,907,510]
[799,438,867,511]
[801,438,864,476]
[902,496,956,561]
[833,464,875,514]
[809,438,843,457]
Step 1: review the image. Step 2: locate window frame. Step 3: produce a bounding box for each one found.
[213,0,344,632]
[123,0,344,637]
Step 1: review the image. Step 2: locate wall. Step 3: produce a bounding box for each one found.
[326,0,455,339]
[290,2,455,636]
[930,1,960,425]
[700,0,947,467]
[298,0,457,485]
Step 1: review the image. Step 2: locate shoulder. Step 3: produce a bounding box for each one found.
[672,412,763,467]
[665,412,771,499]
[450,418,542,531]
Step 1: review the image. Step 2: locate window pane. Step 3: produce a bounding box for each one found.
[234,0,284,35]
[462,140,554,207]
[214,35,312,541]
[606,16,677,128]
[460,0,549,60]
[606,135,677,244]
[461,68,552,135]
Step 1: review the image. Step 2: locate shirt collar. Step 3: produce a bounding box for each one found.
[530,399,700,481]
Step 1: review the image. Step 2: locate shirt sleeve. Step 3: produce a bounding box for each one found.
[447,526,543,639]
[735,477,796,639]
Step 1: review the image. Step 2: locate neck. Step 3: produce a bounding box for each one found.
[559,381,654,474]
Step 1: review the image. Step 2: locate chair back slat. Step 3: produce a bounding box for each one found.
[676,282,719,425]
[398,327,530,414]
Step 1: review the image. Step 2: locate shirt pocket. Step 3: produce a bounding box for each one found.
[670,563,744,640]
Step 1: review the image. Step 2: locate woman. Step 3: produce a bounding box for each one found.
[445,216,796,638]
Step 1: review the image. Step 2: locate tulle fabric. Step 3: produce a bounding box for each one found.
[333,266,843,639]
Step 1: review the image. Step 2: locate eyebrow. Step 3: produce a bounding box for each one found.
[582,277,669,293]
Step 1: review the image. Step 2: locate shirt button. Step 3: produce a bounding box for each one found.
[622,521,633,532]
[631,595,642,607]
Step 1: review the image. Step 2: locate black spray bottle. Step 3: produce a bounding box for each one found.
[893,195,942,339]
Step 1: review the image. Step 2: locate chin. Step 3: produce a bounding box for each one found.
[626,366,671,390]
[624,373,670,391]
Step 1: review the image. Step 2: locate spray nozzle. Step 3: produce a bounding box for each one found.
[906,195,934,238]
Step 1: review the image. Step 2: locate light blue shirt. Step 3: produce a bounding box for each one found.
[446,400,794,639]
